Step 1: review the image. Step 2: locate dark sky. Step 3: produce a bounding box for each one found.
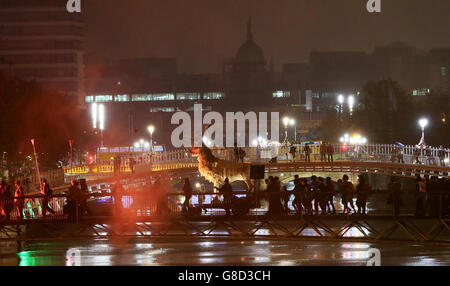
[84,0,450,74]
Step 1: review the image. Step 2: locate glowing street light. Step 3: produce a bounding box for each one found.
[147,125,155,153]
[418,118,429,146]
[348,95,355,116]
[340,133,367,145]
[91,103,106,147]
[338,94,345,105]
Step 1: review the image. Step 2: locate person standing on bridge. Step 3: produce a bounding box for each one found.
[320,143,326,162]
[415,176,427,217]
[326,177,336,214]
[292,175,303,214]
[112,180,124,215]
[388,177,401,217]
[14,181,25,220]
[356,175,370,215]
[182,178,193,213]
[438,146,446,167]
[304,145,312,163]
[326,143,335,163]
[1,181,13,220]
[41,179,56,217]
[342,175,356,215]
[217,178,233,216]
[290,145,297,162]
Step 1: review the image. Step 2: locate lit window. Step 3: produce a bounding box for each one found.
[442,67,447,77]
[412,88,430,96]
[203,92,224,100]
[152,94,175,101]
[273,91,291,98]
[176,93,201,100]
[85,96,94,103]
[114,94,129,102]
[150,107,178,113]
[94,95,113,102]
[132,94,153,101]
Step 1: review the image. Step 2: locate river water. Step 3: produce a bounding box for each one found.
[1,238,449,266]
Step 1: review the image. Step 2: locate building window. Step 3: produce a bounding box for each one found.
[176,93,201,100]
[85,96,94,103]
[132,94,175,101]
[150,107,178,113]
[412,88,430,96]
[153,93,175,101]
[312,92,320,99]
[203,92,224,100]
[94,95,113,102]
[114,94,129,102]
[442,67,447,77]
[132,94,153,101]
[273,91,291,98]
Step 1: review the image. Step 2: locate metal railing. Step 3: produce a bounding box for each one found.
[1,188,449,224]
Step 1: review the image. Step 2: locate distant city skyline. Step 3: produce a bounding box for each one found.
[84,0,450,74]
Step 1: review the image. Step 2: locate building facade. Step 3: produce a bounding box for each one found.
[0,0,84,102]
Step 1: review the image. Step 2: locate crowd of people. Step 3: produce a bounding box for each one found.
[265,174,370,216]
[284,142,335,163]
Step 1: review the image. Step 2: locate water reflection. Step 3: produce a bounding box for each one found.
[0,239,448,266]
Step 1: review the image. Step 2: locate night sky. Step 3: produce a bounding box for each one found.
[84,0,450,73]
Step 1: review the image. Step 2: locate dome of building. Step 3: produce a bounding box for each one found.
[235,19,266,64]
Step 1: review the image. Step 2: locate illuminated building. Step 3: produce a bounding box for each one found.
[0,0,84,103]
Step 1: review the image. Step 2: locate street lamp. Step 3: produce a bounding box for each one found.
[418,118,428,146]
[147,125,155,153]
[283,117,290,143]
[348,95,355,116]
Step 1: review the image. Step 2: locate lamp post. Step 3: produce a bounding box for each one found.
[30,139,42,190]
[338,94,344,120]
[290,118,297,142]
[147,125,155,153]
[418,118,428,146]
[283,117,290,143]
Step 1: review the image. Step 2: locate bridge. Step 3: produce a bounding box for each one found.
[0,190,450,245]
[2,143,448,245]
[17,143,448,191]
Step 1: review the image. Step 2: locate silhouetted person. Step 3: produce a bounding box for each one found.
[320,143,326,162]
[388,177,401,217]
[14,181,25,220]
[79,180,92,216]
[129,157,136,174]
[318,177,328,214]
[41,179,56,217]
[111,180,124,215]
[356,175,370,215]
[310,176,321,215]
[327,143,335,163]
[282,185,291,213]
[326,177,336,214]
[234,145,239,162]
[292,175,304,214]
[216,178,233,215]
[1,181,13,220]
[304,145,311,162]
[342,175,355,214]
[290,145,297,162]
[182,178,192,213]
[415,176,426,217]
